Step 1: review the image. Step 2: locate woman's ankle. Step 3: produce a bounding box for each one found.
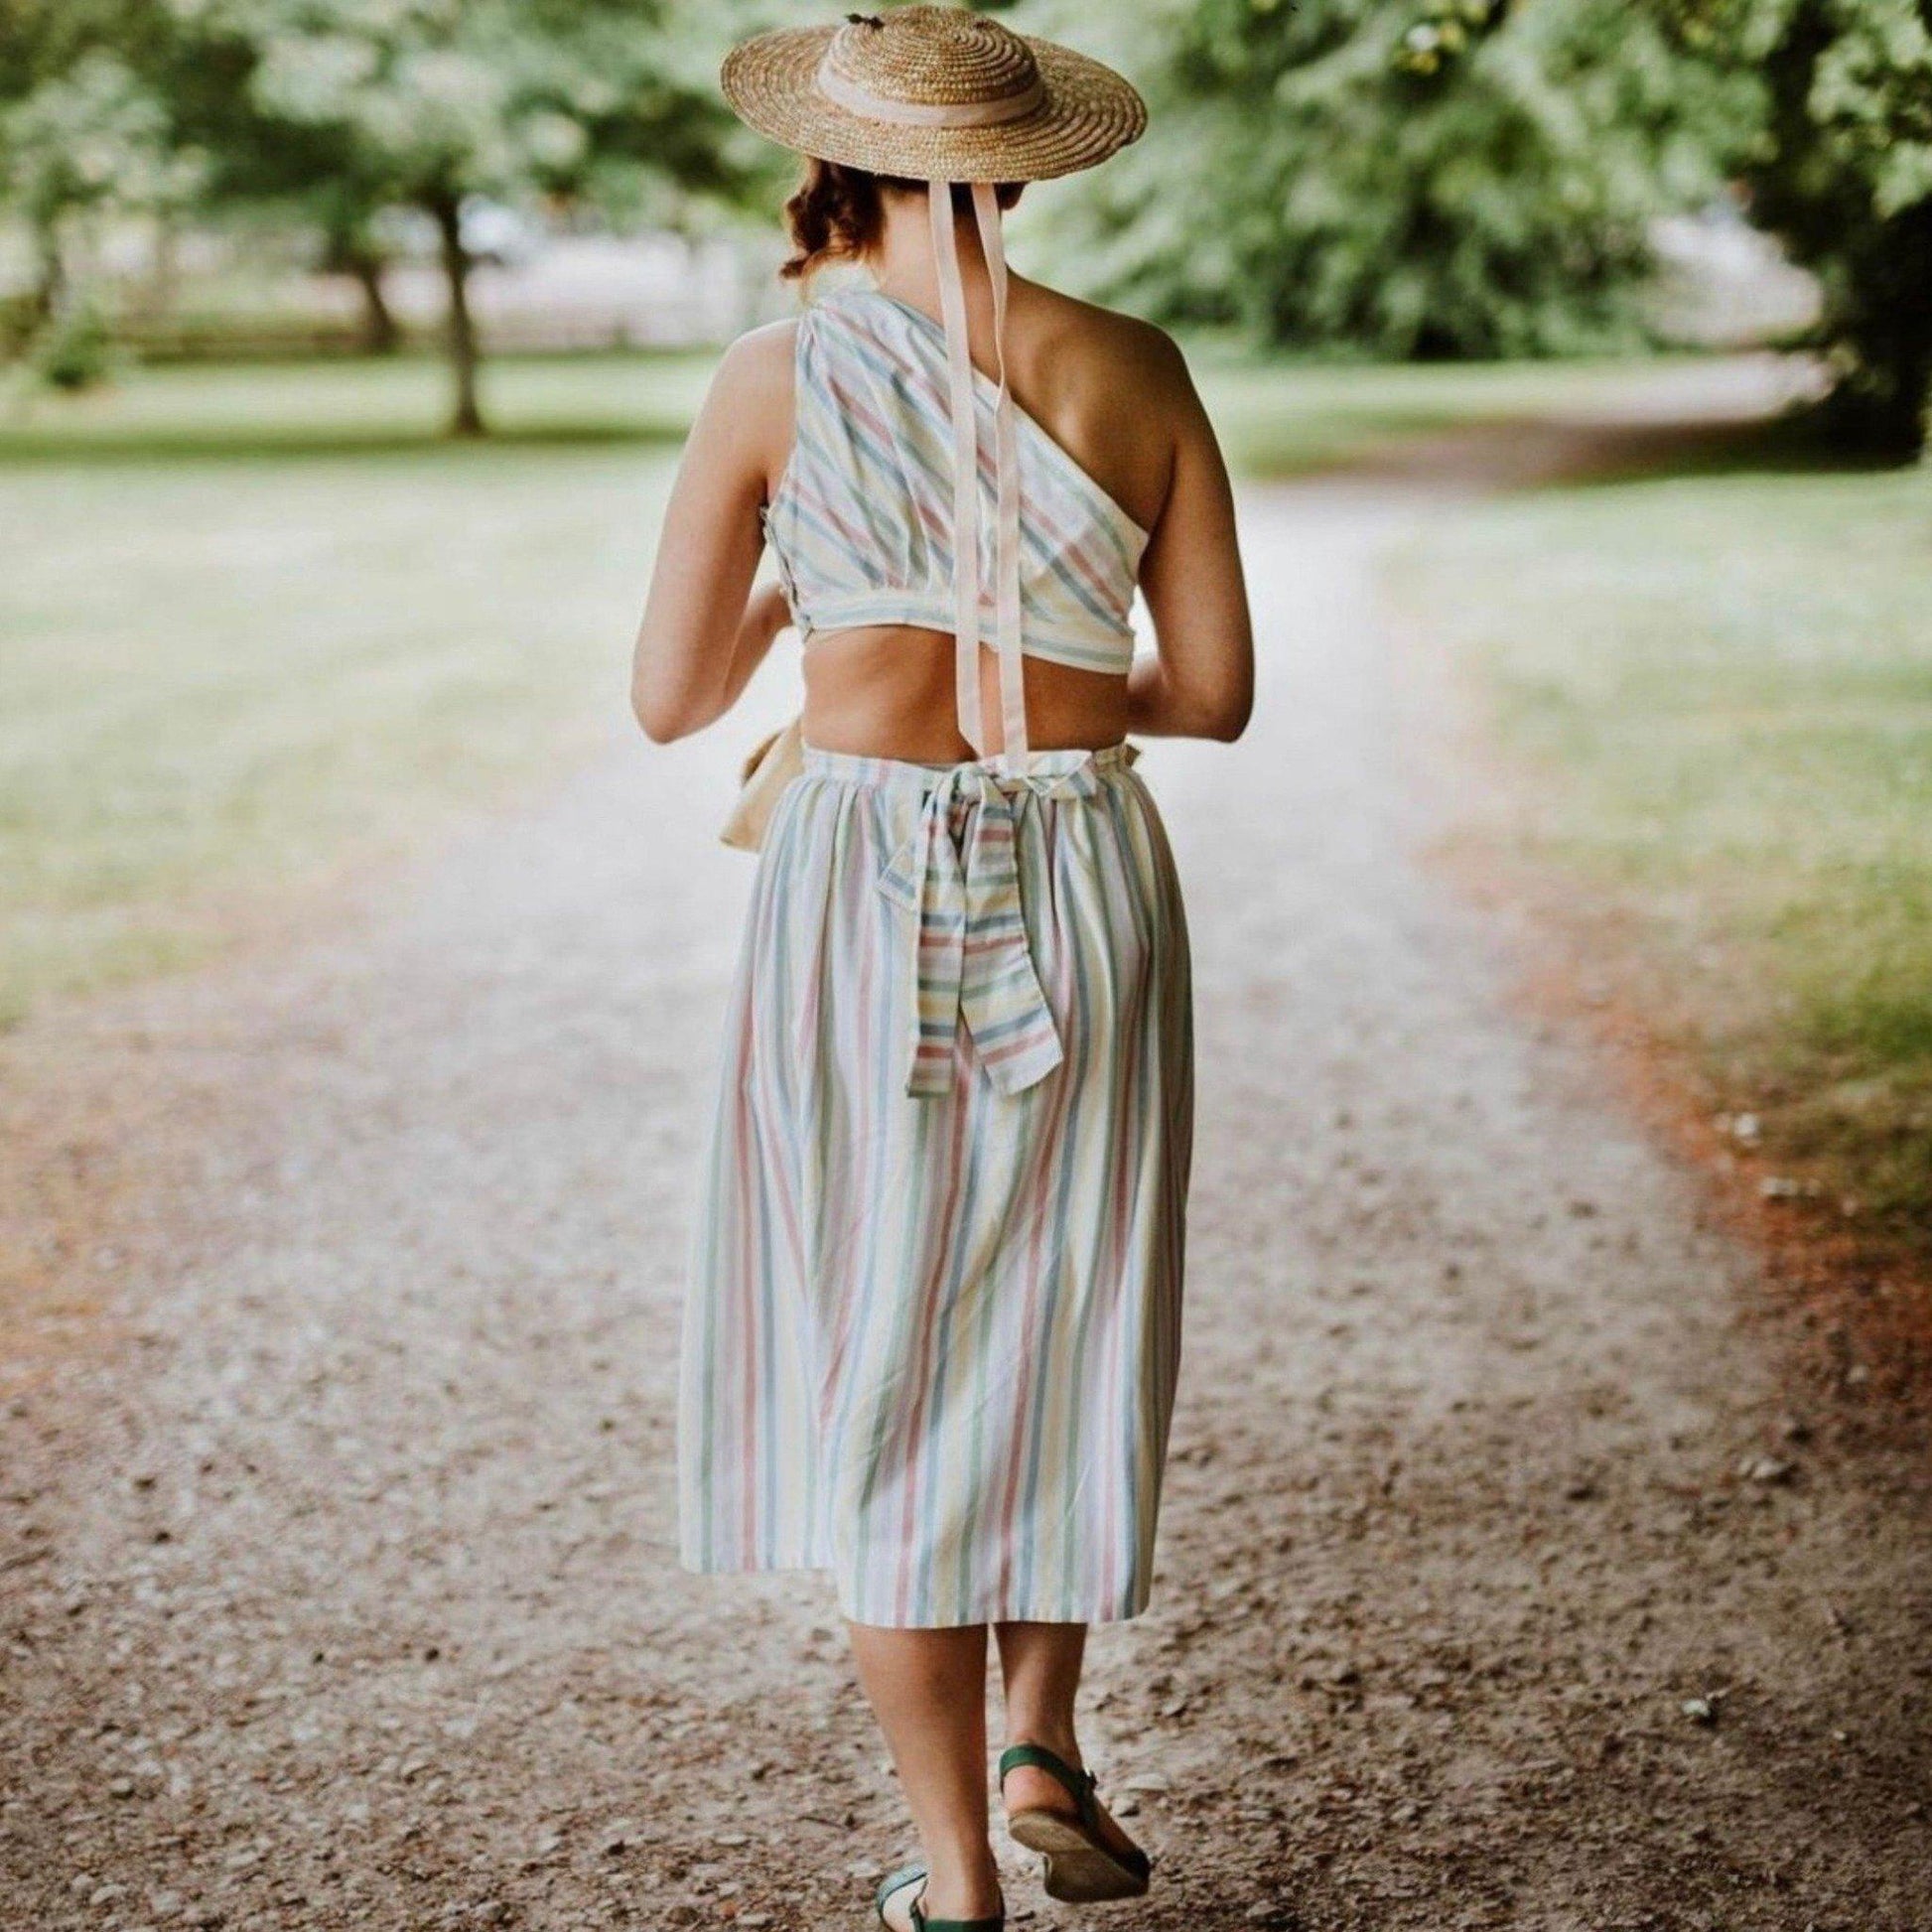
[1004,1722,1082,1767]
[918,1840,1004,1916]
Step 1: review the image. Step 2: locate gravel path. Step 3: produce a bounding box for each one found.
[4,466,1930,1932]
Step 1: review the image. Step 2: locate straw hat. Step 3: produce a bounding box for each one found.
[720,6,1146,184]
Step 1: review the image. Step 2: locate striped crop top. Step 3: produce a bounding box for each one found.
[761,286,1147,678]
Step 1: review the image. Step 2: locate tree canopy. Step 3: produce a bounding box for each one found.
[1042,0,1749,358]
[165,0,746,431]
[1,0,754,430]
[1042,0,1929,450]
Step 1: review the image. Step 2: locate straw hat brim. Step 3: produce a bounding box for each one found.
[721,25,1147,184]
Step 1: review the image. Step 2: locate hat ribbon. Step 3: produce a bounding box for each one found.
[814,59,1045,128]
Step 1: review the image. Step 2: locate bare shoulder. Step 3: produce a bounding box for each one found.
[1012,282,1200,528]
[696,318,798,490]
[712,316,798,401]
[1024,283,1194,408]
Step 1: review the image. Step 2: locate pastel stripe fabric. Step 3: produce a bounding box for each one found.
[876,752,1130,1097]
[680,747,1192,1627]
[761,287,1149,678]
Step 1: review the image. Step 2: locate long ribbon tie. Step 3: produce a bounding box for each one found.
[883,181,1050,1100]
[878,759,1108,1098]
[927,181,1028,763]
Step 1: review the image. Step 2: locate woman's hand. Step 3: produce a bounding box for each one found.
[746,581,793,652]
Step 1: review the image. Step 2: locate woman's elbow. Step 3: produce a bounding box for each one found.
[630,673,701,746]
[1195,684,1250,742]
[1194,681,1252,743]
[629,628,714,742]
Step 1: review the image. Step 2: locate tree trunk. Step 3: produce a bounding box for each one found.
[1830,207,1932,463]
[348,249,399,356]
[430,193,483,438]
[31,211,65,324]
[143,215,179,325]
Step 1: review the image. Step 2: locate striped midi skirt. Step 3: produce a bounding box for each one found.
[679,743,1192,1628]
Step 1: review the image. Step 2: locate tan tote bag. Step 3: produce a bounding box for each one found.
[720,716,806,853]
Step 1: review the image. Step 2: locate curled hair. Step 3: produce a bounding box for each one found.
[780,158,1025,283]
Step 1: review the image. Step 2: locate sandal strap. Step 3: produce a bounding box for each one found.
[910,1909,1005,1932]
[878,1860,1004,1931]
[877,1863,926,1927]
[997,1741,1100,1831]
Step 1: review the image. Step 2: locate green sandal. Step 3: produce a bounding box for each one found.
[998,1743,1153,1904]
[874,1862,1004,1932]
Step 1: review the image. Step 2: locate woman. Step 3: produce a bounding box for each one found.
[632,11,1251,1929]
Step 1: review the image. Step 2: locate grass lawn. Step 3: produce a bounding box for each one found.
[1195,351,1716,478]
[1391,461,1932,1252]
[0,350,715,458]
[0,345,1725,1031]
[0,444,671,1025]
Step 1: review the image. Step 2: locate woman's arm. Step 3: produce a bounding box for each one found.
[1128,335,1254,743]
[631,322,796,745]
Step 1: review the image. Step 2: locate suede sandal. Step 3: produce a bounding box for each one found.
[874,1862,1005,1932]
[998,1743,1152,1904]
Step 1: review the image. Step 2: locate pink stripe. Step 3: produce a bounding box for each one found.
[1101,859,1147,1607]
[978,1031,1052,1068]
[892,1081,970,1623]
[776,477,875,558]
[1022,485,1126,609]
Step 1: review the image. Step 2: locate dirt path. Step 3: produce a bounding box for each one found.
[5,445,1931,1931]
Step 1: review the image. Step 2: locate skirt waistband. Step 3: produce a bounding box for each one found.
[801,741,1137,793]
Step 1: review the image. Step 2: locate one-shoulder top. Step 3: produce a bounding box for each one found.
[761,286,1148,678]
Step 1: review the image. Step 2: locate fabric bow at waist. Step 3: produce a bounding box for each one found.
[876,748,1131,1099]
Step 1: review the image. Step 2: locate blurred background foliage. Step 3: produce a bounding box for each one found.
[2,0,753,428]
[1036,0,1752,358]
[1668,0,1932,455]
[1039,0,1931,451]
[0,0,1925,449]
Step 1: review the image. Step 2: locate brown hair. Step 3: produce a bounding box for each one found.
[780,158,1025,283]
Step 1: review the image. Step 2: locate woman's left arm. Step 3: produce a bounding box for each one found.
[631,321,796,745]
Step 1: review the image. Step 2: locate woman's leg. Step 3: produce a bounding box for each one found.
[848,1622,1004,1926]
[994,1621,1144,1859]
[994,1619,1086,1769]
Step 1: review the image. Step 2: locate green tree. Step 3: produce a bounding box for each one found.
[1,52,166,320]
[0,0,198,336]
[317,182,401,355]
[170,0,746,434]
[1663,0,1932,456]
[1310,0,1932,451]
[1048,0,1741,359]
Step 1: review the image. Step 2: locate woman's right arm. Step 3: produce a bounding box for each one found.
[1128,335,1254,743]
[630,321,795,745]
